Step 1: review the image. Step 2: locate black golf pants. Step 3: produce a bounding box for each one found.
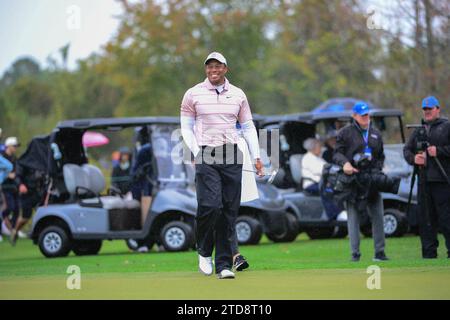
[419,182,450,258]
[195,144,243,273]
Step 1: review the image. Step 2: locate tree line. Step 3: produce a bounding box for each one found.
[0,0,448,149]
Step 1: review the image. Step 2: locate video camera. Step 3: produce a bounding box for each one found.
[352,153,400,195]
[321,153,400,211]
[406,124,429,153]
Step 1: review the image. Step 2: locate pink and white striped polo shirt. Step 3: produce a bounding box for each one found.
[180,78,253,147]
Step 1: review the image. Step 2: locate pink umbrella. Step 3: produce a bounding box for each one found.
[82,131,109,148]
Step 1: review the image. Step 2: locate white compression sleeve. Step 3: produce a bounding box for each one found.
[241,120,260,160]
[180,116,200,157]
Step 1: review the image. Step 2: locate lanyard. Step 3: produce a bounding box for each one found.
[362,129,369,146]
[362,128,373,158]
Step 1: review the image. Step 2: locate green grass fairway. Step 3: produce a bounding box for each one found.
[1,234,449,299]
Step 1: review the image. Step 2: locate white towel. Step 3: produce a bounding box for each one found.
[238,138,259,203]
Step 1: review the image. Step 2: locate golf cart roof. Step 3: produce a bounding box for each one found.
[308,109,404,122]
[57,115,271,130]
[252,113,266,122]
[260,113,312,126]
[56,117,180,130]
[311,97,403,120]
[260,109,403,124]
[312,97,377,112]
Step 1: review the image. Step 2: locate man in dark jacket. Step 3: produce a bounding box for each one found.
[333,102,388,262]
[1,137,21,239]
[11,163,45,245]
[403,96,450,259]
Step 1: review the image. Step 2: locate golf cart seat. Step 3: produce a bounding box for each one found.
[289,154,303,185]
[289,154,318,196]
[63,164,140,210]
[82,164,140,209]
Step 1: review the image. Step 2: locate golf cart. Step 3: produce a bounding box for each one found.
[30,117,200,258]
[260,97,418,239]
[260,113,349,239]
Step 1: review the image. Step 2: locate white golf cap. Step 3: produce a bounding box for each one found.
[5,136,20,147]
[204,52,227,66]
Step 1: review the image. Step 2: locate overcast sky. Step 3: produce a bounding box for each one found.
[0,0,123,75]
[0,0,396,76]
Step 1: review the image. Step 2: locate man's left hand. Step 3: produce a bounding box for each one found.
[255,158,264,177]
[427,145,437,157]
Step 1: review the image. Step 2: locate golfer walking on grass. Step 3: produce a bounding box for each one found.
[180,52,263,279]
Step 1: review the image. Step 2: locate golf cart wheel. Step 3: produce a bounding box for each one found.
[125,238,155,252]
[38,225,72,258]
[160,221,194,252]
[72,240,102,256]
[235,215,262,245]
[384,209,408,237]
[305,227,335,240]
[266,213,299,243]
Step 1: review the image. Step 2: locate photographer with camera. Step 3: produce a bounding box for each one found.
[403,96,450,259]
[333,102,389,262]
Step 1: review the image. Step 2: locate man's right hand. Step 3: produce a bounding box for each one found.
[343,162,358,175]
[255,158,264,177]
[414,152,426,166]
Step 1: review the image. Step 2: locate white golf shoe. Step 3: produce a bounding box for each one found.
[198,255,213,276]
[1,222,10,236]
[337,210,348,221]
[217,269,235,279]
[137,246,149,253]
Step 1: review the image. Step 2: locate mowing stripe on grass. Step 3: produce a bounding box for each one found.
[1,268,449,299]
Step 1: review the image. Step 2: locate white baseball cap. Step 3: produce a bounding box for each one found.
[204,52,227,66]
[5,137,20,147]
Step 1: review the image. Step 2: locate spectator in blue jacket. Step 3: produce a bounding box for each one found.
[0,153,13,184]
